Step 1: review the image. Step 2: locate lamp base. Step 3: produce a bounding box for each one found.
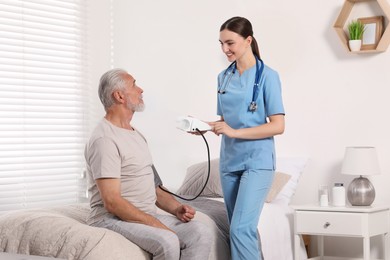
[347,176,375,206]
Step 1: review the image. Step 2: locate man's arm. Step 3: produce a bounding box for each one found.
[155,185,195,223]
[96,178,173,232]
[152,164,195,222]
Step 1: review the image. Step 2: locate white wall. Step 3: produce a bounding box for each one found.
[86,1,112,124]
[88,0,390,258]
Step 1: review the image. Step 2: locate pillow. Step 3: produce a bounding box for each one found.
[176,158,304,203]
[265,172,291,203]
[177,158,222,198]
[273,157,308,205]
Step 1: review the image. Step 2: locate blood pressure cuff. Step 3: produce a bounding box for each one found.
[152,164,163,188]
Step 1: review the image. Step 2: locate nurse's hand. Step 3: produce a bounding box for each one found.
[188,121,214,136]
[185,116,210,135]
[209,121,236,138]
[188,130,207,135]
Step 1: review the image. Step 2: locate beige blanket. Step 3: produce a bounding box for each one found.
[0,204,228,260]
[0,204,149,260]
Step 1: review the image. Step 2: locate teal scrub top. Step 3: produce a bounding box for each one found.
[217,61,285,172]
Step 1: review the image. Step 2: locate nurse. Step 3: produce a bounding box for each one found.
[209,16,285,260]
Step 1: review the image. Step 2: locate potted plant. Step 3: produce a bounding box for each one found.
[348,20,365,51]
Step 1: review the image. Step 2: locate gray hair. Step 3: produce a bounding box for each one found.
[98,68,129,110]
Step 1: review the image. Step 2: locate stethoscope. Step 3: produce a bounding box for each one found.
[218,58,264,112]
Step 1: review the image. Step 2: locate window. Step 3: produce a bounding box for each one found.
[0,0,89,212]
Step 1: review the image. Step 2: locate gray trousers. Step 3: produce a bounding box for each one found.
[92,212,212,260]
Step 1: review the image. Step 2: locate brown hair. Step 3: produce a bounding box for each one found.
[220,16,260,59]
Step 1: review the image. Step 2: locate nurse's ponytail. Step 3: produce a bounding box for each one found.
[251,36,260,59]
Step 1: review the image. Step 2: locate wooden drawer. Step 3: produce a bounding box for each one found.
[295,211,364,236]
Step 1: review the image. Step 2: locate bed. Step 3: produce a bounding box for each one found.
[0,157,308,260]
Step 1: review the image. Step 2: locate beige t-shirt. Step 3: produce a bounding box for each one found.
[85,118,157,224]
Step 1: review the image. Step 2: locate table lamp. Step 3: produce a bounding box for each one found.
[340,146,380,206]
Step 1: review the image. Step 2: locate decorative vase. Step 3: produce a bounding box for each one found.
[348,39,362,52]
[347,176,375,206]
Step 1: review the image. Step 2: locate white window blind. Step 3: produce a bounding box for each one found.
[0,0,89,212]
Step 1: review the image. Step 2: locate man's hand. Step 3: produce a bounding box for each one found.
[156,186,195,223]
[175,204,196,222]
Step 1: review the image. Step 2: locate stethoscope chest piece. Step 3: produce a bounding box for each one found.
[249,101,257,112]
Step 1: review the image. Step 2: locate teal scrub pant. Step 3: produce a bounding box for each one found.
[221,169,274,260]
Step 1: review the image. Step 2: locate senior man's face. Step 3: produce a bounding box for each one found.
[123,74,145,112]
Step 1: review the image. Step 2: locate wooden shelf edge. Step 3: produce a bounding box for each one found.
[350,49,386,53]
[377,0,390,18]
[334,0,354,27]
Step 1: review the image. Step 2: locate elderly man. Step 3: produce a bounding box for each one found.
[84,68,212,260]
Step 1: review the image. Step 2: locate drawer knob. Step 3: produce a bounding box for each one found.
[324,222,330,228]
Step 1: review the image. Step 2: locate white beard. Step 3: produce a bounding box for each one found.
[127,99,145,112]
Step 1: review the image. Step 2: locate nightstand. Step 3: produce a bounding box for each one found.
[292,204,389,260]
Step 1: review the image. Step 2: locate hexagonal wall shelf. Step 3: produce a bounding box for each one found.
[334,0,390,53]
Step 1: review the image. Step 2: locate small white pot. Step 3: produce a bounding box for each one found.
[349,39,362,52]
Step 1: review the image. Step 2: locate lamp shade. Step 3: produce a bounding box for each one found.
[341,146,380,176]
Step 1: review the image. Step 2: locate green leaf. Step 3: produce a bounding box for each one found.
[348,20,365,40]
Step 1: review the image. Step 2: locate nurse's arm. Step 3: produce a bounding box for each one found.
[234,114,285,139]
[210,114,284,139]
